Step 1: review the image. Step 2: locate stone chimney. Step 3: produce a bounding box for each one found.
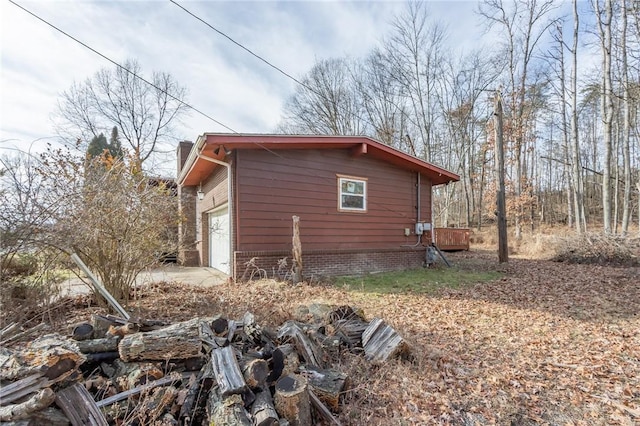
[176,140,200,266]
[177,141,194,177]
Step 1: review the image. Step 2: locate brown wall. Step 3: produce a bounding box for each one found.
[235,149,432,252]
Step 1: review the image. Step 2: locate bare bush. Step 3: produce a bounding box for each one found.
[35,147,181,303]
[551,232,640,266]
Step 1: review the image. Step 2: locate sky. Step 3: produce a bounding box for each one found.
[1,1,587,174]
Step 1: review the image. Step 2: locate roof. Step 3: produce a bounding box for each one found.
[178,133,459,186]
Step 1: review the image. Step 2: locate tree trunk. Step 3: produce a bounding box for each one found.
[620,0,631,234]
[595,0,614,233]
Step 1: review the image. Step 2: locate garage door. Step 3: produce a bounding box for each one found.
[208,206,229,274]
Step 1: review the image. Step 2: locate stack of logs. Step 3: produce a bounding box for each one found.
[0,304,409,425]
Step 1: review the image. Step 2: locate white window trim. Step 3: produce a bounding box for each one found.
[337,174,367,213]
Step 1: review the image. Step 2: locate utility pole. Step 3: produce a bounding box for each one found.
[494,90,509,263]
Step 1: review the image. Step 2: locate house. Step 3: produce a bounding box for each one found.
[176,134,459,279]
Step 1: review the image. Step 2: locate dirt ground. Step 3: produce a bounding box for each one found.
[27,250,640,425]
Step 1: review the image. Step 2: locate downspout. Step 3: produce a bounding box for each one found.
[197,153,233,276]
[402,171,423,247]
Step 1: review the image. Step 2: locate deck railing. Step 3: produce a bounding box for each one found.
[433,228,470,251]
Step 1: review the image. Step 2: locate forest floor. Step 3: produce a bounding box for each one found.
[33,249,640,425]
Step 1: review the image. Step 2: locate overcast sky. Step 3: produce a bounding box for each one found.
[2,1,590,174]
[0,2,486,154]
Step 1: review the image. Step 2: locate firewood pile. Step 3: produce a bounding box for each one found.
[0,304,410,425]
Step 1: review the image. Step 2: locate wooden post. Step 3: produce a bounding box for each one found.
[494,91,509,263]
[291,216,303,283]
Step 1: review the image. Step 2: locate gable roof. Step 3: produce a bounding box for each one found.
[178,133,459,186]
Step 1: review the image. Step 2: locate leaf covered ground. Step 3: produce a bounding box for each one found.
[50,251,640,425]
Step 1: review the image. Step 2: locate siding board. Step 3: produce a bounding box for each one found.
[236,149,431,252]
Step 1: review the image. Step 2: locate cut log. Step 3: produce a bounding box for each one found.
[0,372,47,406]
[274,374,311,426]
[118,318,203,362]
[267,344,300,385]
[207,391,252,426]
[55,383,108,426]
[71,323,94,341]
[210,346,247,396]
[301,365,348,412]
[0,388,56,422]
[251,389,279,426]
[91,314,120,339]
[0,334,85,383]
[361,318,409,364]
[241,357,268,389]
[277,321,323,367]
[75,337,120,354]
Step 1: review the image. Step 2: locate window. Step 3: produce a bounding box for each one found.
[338,175,367,212]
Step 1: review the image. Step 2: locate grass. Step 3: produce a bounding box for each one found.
[332,265,501,294]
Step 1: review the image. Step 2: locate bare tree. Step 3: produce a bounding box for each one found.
[278,57,365,135]
[479,0,558,239]
[55,59,189,165]
[352,50,409,148]
[384,1,445,161]
[620,0,632,234]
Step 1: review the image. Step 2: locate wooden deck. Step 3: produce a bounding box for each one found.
[433,228,470,251]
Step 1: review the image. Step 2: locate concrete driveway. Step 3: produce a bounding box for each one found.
[61,266,227,296]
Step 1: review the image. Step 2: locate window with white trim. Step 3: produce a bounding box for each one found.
[338,175,367,212]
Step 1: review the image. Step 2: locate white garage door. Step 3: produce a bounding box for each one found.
[208,206,230,274]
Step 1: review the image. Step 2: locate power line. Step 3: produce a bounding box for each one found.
[170,0,309,91]
[170,0,388,138]
[8,0,238,134]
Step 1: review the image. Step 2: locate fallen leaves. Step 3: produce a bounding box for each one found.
[26,250,640,425]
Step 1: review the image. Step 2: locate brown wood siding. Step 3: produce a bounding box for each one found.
[235,149,432,251]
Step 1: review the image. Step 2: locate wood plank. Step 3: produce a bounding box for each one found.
[0,373,48,406]
[55,383,108,426]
